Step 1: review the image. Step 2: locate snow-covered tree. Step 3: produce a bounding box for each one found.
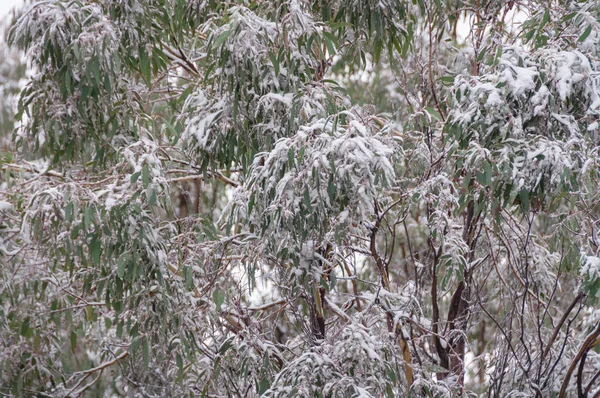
[2,0,600,396]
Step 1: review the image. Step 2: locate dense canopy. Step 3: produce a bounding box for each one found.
[2,0,600,397]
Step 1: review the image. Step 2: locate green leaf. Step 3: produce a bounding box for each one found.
[561,12,577,22]
[65,202,73,222]
[163,117,179,142]
[524,29,536,42]
[70,330,77,351]
[579,25,592,42]
[176,353,184,382]
[219,337,234,355]
[131,171,141,184]
[183,266,194,290]
[440,76,455,85]
[303,186,311,210]
[288,146,295,169]
[212,29,233,50]
[477,48,487,62]
[86,306,94,322]
[213,288,225,311]
[269,51,279,76]
[20,317,31,338]
[140,48,152,83]
[116,320,124,337]
[84,207,93,230]
[131,336,141,353]
[327,180,336,201]
[329,272,337,291]
[298,147,306,164]
[148,188,157,206]
[130,322,139,338]
[90,237,101,265]
[322,31,339,50]
[142,164,150,188]
[81,85,90,103]
[117,254,128,279]
[143,338,149,368]
[519,189,530,212]
[258,378,270,395]
[319,277,330,292]
[540,9,550,28]
[425,107,441,121]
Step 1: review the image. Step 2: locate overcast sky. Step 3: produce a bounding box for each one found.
[0,0,23,20]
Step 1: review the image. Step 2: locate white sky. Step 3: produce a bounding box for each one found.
[0,0,23,20]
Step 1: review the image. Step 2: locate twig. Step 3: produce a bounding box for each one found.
[247,299,287,312]
[167,171,238,187]
[81,350,130,375]
[541,292,585,362]
[70,371,103,397]
[559,323,600,397]
[65,351,129,397]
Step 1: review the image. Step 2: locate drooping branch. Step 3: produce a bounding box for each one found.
[370,202,414,388]
[559,323,600,397]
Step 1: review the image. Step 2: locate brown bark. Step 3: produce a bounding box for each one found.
[370,209,414,388]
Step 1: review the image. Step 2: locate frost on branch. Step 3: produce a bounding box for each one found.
[9,1,149,162]
[232,110,397,263]
[448,45,599,210]
[265,323,391,398]
[6,1,600,397]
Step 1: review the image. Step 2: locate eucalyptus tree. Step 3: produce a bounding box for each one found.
[2,0,600,397]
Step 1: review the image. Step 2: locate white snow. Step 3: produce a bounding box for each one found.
[581,255,600,281]
[0,201,13,211]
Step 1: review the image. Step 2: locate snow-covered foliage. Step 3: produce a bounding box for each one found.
[2,0,600,397]
[233,113,396,261]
